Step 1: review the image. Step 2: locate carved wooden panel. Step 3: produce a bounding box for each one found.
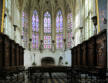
[4,35,10,67]
[96,30,107,68]
[0,33,24,71]
[22,48,24,66]
[72,47,77,67]
[87,36,96,66]
[81,41,87,66]
[77,45,81,66]
[0,34,3,69]
[16,44,19,66]
[19,46,22,66]
[74,47,77,66]
[10,40,15,66]
[14,44,17,66]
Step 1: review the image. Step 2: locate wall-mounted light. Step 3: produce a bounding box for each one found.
[52,40,55,53]
[4,13,7,18]
[63,39,66,51]
[21,35,23,39]
[72,37,74,40]
[29,38,32,42]
[92,16,97,34]
[79,27,83,30]
[40,40,43,43]
[29,38,32,51]
[104,18,107,24]
[63,39,66,42]
[39,40,43,53]
[92,16,97,26]
[52,40,55,43]
[13,24,17,31]
[79,27,83,42]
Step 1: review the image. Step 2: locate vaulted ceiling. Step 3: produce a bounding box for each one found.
[16,0,74,13]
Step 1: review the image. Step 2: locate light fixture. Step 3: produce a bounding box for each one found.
[104,18,107,24]
[79,27,83,30]
[29,38,32,42]
[63,39,66,51]
[51,40,55,53]
[39,40,43,53]
[4,13,7,18]
[21,35,23,39]
[72,37,74,40]
[13,24,17,31]
[79,27,83,42]
[92,16,97,34]
[52,40,55,43]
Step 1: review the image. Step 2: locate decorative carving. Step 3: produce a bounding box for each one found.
[96,30,107,67]
[13,25,17,31]
[87,36,96,66]
[92,16,97,34]
[39,40,43,53]
[63,39,66,51]
[51,40,55,52]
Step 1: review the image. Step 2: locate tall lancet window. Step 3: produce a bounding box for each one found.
[44,11,51,49]
[56,10,63,49]
[22,12,29,48]
[67,13,72,48]
[32,10,39,49]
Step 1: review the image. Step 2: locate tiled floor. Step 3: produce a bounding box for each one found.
[0,72,107,83]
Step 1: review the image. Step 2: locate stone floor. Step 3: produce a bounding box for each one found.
[0,72,107,83]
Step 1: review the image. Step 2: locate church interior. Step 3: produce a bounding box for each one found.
[0,0,108,83]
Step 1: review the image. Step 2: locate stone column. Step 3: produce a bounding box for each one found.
[63,10,66,39]
[41,10,43,40]
[52,7,54,40]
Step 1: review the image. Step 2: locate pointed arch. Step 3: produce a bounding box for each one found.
[22,11,29,48]
[32,10,39,49]
[67,12,72,48]
[44,11,51,49]
[56,10,63,49]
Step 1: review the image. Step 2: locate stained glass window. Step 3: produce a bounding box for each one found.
[22,12,28,48]
[44,11,51,49]
[32,10,39,49]
[56,10,63,49]
[67,13,72,48]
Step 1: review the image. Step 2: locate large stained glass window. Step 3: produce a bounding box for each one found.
[22,12,29,48]
[67,13,72,48]
[56,10,63,49]
[44,11,51,49]
[32,10,39,49]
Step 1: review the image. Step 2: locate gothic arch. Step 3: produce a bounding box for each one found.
[41,57,55,66]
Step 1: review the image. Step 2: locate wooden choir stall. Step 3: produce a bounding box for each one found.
[71,29,107,79]
[0,33,25,78]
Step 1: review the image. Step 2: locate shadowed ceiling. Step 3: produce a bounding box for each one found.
[16,0,74,13]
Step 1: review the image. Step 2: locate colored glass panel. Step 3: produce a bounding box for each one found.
[56,10,63,49]
[32,10,39,49]
[44,11,51,49]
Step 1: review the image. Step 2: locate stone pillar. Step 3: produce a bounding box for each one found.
[63,11,66,39]
[40,9,43,40]
[52,7,54,40]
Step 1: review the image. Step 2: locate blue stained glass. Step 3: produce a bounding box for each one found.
[56,10,63,49]
[32,10,39,49]
[44,11,51,49]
